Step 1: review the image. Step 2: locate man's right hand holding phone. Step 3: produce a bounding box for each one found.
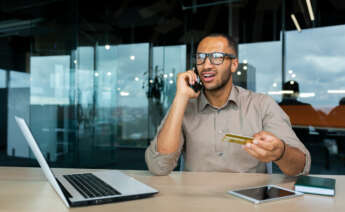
[176,70,202,100]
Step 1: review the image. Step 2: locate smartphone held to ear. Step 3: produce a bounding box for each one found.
[190,65,203,92]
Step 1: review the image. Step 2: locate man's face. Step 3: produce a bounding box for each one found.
[196,36,238,91]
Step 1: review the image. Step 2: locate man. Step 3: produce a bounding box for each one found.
[145,33,311,176]
[280,80,313,106]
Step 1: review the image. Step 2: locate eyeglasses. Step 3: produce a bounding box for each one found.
[196,52,236,65]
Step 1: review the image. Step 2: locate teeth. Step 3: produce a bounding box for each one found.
[204,74,213,77]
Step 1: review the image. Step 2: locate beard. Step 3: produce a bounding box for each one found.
[204,68,232,92]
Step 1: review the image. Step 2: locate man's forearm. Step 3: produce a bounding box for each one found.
[275,145,306,176]
[157,95,189,154]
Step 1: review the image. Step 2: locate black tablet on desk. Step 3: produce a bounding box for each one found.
[228,184,303,204]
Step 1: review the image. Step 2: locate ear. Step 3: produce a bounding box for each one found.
[230,58,238,73]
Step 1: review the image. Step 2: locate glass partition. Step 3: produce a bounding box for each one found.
[7,71,30,159]
[238,41,282,99]
[94,43,150,147]
[283,25,345,172]
[286,25,345,109]
[151,45,186,137]
[0,70,6,88]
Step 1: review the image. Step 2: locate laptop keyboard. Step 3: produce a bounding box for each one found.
[63,173,121,198]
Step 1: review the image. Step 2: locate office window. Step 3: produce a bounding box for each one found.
[286,25,345,107]
[238,41,282,100]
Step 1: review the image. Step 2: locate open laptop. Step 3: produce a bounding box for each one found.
[15,116,158,208]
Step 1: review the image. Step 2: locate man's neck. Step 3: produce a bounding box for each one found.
[204,81,233,108]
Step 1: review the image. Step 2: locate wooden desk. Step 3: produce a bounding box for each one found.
[0,167,343,212]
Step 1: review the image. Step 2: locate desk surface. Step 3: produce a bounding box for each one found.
[0,167,343,212]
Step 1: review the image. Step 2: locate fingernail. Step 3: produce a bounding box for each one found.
[246,143,251,148]
[253,139,259,144]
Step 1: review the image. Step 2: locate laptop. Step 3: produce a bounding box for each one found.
[15,116,158,208]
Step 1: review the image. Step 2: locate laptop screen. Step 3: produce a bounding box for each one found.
[15,116,70,207]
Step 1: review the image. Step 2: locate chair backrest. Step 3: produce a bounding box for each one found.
[179,154,184,171]
[266,162,272,174]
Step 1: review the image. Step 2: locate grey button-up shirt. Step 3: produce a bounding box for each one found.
[145,86,311,176]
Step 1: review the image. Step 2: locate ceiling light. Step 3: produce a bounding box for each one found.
[306,0,315,21]
[0,18,43,33]
[299,92,315,98]
[268,90,294,95]
[120,91,130,96]
[327,90,345,94]
[291,14,301,32]
[281,90,294,94]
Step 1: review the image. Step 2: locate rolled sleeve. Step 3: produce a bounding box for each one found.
[145,113,185,176]
[261,95,311,175]
[145,135,183,175]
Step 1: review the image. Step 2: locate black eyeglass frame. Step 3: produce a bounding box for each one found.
[195,52,236,65]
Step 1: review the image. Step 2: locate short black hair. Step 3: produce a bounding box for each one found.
[283,80,299,94]
[197,33,238,57]
[339,97,345,105]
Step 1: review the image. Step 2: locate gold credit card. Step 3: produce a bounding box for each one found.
[222,133,253,145]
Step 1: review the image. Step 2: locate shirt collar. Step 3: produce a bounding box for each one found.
[198,85,239,112]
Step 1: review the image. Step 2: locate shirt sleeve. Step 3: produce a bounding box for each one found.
[145,112,185,176]
[261,95,311,175]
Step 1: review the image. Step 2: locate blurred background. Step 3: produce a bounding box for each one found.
[1,0,345,174]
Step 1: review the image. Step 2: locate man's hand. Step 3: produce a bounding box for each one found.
[176,70,201,99]
[156,70,201,155]
[243,131,285,163]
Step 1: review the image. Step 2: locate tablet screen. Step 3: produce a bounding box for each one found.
[235,185,295,200]
[228,185,303,204]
